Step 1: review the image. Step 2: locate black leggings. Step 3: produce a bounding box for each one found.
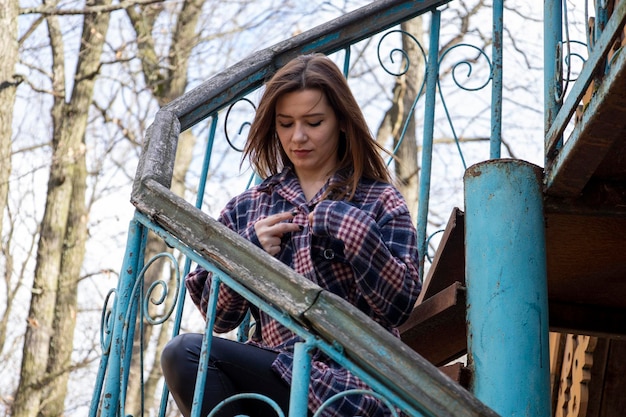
[161,333,291,417]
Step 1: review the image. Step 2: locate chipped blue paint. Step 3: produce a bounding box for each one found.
[92,220,147,417]
[464,160,550,417]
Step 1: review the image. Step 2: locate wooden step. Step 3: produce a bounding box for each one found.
[545,204,626,336]
[438,362,471,389]
[400,201,626,372]
[399,208,467,366]
[399,281,467,367]
[417,208,465,303]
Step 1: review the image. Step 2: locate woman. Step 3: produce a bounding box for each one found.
[161,53,421,417]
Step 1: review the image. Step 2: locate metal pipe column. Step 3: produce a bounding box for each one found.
[92,218,147,417]
[464,159,550,417]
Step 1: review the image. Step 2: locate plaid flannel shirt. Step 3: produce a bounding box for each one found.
[186,167,421,416]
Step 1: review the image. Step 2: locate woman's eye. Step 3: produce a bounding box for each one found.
[309,120,322,127]
[278,122,293,128]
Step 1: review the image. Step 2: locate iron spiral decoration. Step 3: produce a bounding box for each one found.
[224,97,257,152]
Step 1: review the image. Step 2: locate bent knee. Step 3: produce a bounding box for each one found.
[161,333,202,379]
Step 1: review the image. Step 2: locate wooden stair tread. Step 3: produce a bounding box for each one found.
[438,362,471,389]
[545,209,626,314]
[398,207,467,366]
[400,202,626,369]
[418,207,465,303]
[399,281,467,367]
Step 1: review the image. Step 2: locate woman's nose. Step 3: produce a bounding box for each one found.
[293,123,307,142]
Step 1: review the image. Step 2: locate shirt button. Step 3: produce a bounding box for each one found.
[323,249,335,260]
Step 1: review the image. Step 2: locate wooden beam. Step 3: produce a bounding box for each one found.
[419,208,465,303]
[545,211,626,310]
[399,282,467,366]
[549,301,626,339]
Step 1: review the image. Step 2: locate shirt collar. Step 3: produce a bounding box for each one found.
[257,166,361,203]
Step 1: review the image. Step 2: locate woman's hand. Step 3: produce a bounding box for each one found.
[254,210,302,256]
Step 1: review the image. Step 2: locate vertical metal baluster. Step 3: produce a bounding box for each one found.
[417,9,441,279]
[190,275,221,417]
[289,341,313,417]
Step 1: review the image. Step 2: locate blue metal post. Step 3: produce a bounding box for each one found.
[190,276,221,417]
[289,341,313,417]
[544,0,562,157]
[416,9,441,280]
[464,160,550,417]
[490,0,503,159]
[95,218,147,417]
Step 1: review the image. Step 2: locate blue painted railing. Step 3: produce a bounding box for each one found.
[90,1,502,416]
[544,0,626,188]
[88,0,626,415]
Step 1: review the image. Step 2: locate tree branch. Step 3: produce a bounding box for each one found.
[21,0,164,16]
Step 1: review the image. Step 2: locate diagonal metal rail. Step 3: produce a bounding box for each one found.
[133,178,499,417]
[127,0,500,415]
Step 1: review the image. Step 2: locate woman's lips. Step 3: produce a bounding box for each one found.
[292,149,311,157]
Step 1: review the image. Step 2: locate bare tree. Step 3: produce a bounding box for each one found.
[0,0,19,240]
[376,17,424,219]
[0,0,20,355]
[12,0,112,415]
[44,3,113,413]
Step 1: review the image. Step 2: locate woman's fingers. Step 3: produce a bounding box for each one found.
[254,210,301,255]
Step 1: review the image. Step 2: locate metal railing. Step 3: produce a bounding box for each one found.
[544,0,626,194]
[89,0,509,416]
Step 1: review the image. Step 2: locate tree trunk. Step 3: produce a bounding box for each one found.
[0,0,20,354]
[12,1,111,415]
[12,5,68,415]
[124,0,203,413]
[44,2,112,414]
[0,0,19,240]
[376,17,424,219]
[43,146,88,416]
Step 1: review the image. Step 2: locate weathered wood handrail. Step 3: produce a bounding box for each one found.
[132,178,499,417]
[125,1,500,415]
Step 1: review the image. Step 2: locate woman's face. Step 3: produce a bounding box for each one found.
[275,88,340,182]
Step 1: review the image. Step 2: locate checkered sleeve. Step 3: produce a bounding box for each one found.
[184,265,250,332]
[185,266,210,319]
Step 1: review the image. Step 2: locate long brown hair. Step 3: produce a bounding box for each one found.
[243,53,391,200]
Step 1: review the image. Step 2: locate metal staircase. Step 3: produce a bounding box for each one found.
[89,0,626,416]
